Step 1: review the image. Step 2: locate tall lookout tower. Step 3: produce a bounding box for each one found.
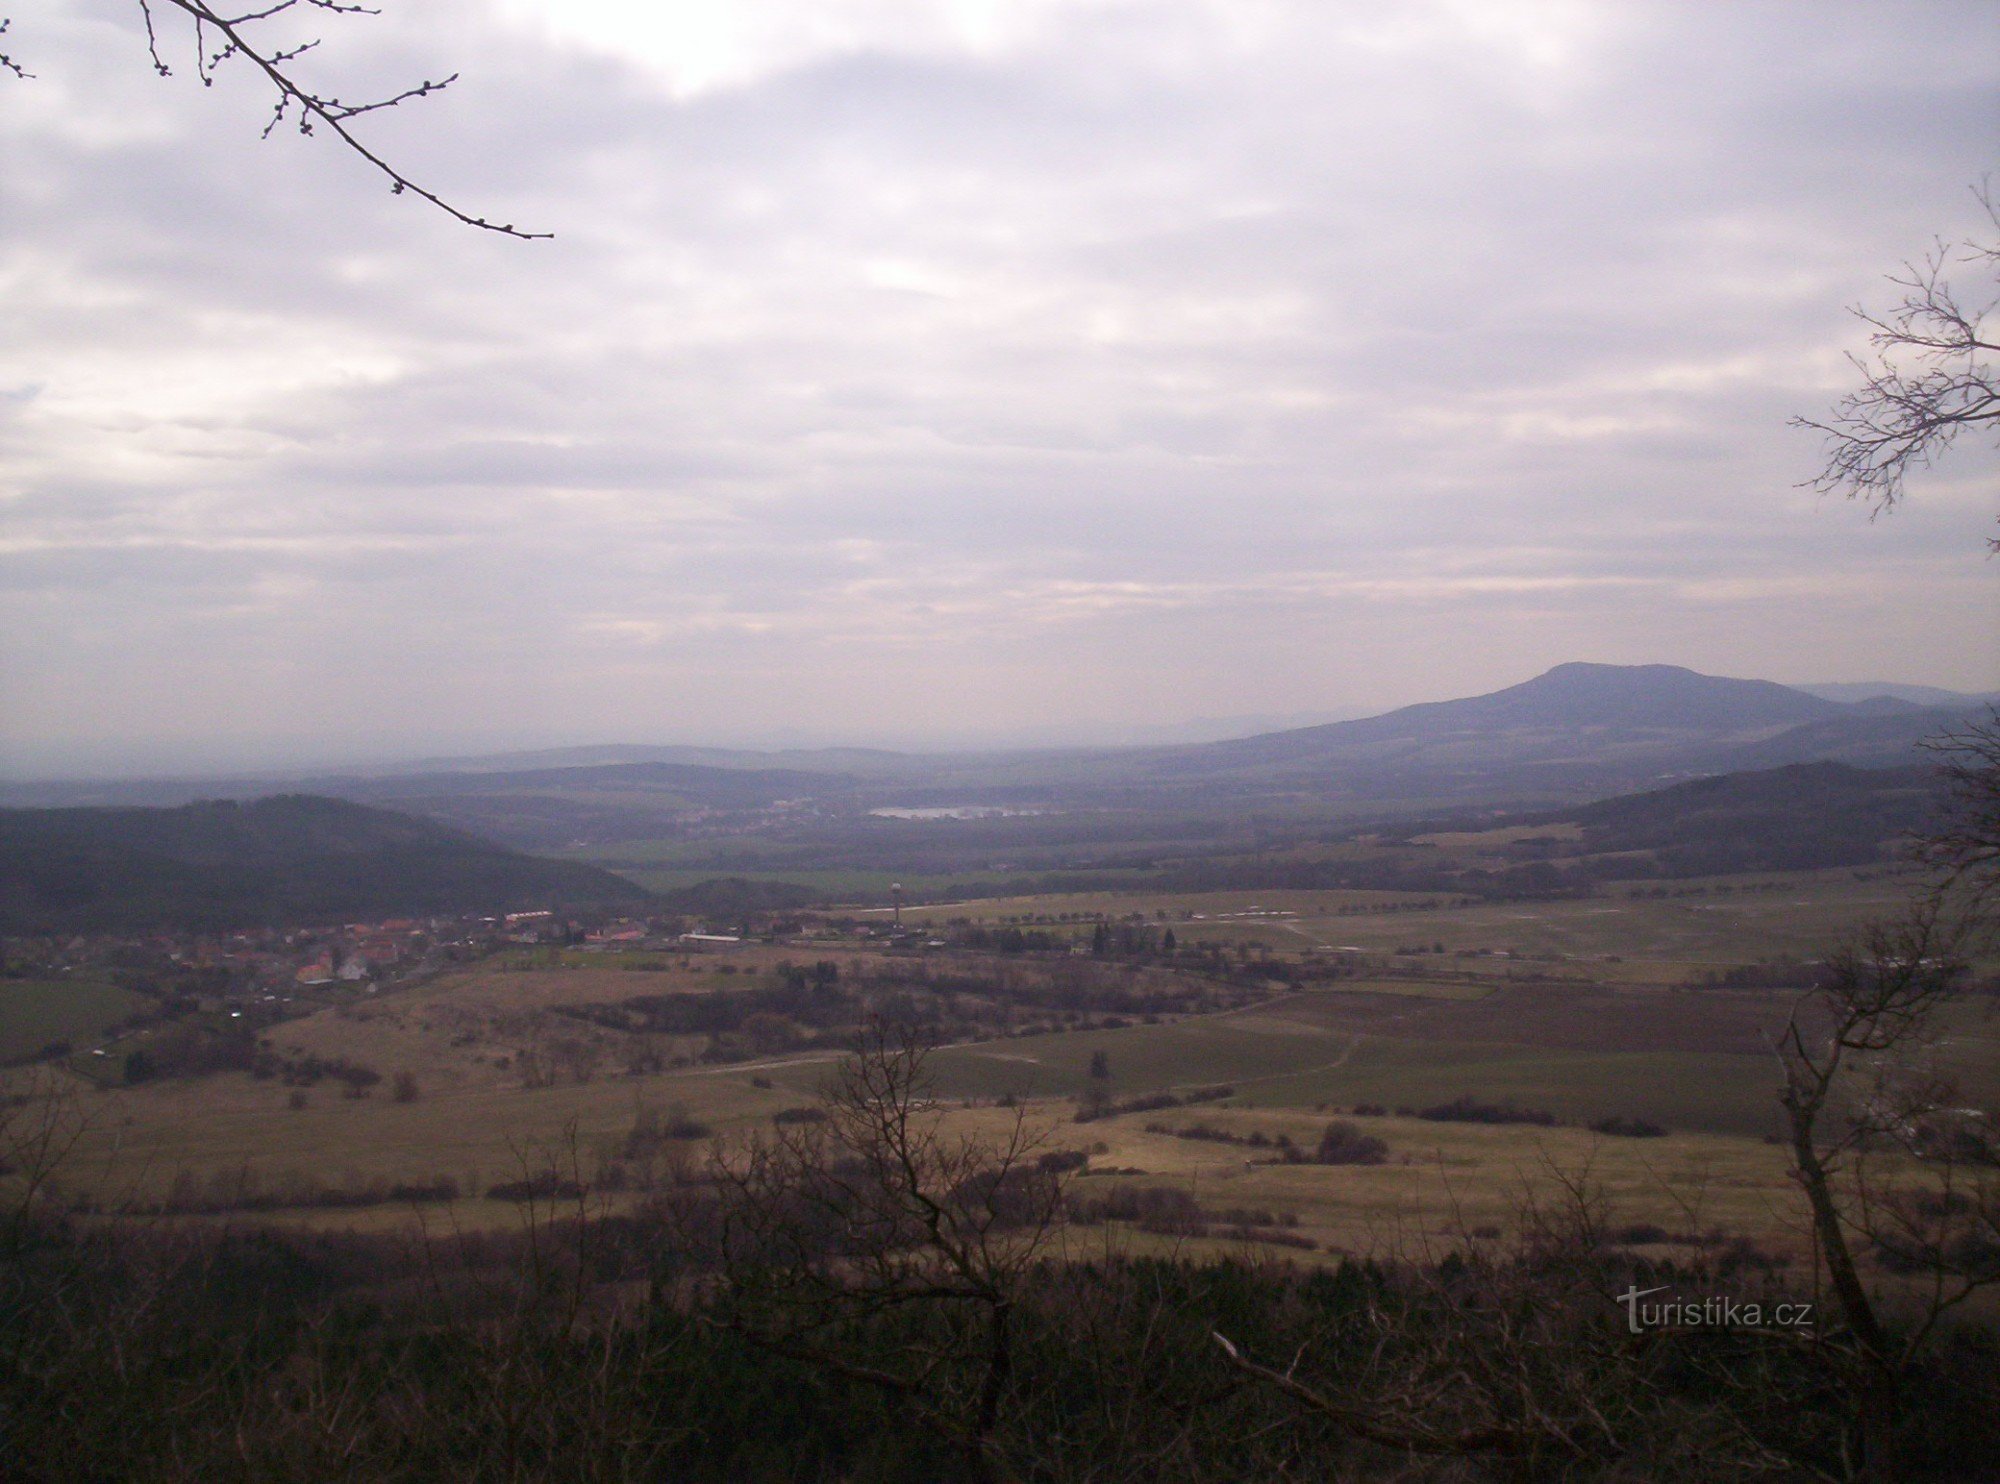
[891,882,903,930]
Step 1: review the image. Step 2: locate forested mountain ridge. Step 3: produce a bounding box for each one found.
[1539,760,1943,877]
[0,794,652,934]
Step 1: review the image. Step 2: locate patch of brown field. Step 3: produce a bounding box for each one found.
[262,963,735,1100]
[55,1087,1814,1257]
[1260,983,1797,1056]
[1412,823,1586,849]
[405,965,698,1013]
[265,999,649,1098]
[1059,1109,1810,1264]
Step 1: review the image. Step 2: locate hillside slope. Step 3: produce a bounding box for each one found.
[1096,663,1971,799]
[2,666,1980,855]
[1550,760,1943,877]
[0,795,652,933]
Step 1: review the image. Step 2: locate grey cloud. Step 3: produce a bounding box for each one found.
[2,0,1995,770]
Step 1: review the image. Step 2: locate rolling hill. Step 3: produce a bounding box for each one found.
[1544,760,1944,877]
[1,665,1983,858]
[1117,663,1957,789]
[0,794,653,934]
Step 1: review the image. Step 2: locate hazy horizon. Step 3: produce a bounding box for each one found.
[2,660,1993,783]
[5,1,1997,780]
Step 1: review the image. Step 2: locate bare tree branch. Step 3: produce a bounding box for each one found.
[1209,1329,1564,1459]
[1916,709,2000,920]
[693,1024,1068,1483]
[0,18,29,80]
[29,1,549,236]
[1794,184,1998,542]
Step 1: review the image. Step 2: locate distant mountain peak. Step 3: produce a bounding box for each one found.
[1541,660,1693,677]
[1184,662,1856,779]
[1425,662,1843,731]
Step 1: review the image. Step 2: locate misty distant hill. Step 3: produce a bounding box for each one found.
[341,760,851,801]
[1374,660,1842,732]
[1193,759,1946,900]
[1698,707,1979,773]
[1,664,1984,855]
[1183,662,1840,764]
[323,761,868,850]
[1793,681,2000,708]
[981,759,1950,904]
[0,795,651,934]
[1078,662,1979,801]
[380,744,914,779]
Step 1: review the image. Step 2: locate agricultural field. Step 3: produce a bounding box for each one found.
[923,982,1802,1136]
[11,868,1994,1269]
[0,977,147,1062]
[901,869,1920,965]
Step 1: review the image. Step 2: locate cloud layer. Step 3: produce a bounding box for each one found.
[3,0,1996,774]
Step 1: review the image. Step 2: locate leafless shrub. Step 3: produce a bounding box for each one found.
[1216,1158,1816,1477]
[0,1071,89,1253]
[696,1024,1070,1482]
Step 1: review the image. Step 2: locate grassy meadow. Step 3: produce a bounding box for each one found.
[11,867,1992,1268]
[0,977,145,1061]
[899,869,1920,962]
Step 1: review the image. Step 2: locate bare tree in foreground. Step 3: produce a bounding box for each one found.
[0,1071,89,1256]
[4,2,546,237]
[1917,711,2000,920]
[1794,186,1998,543]
[697,1028,1069,1483]
[1777,908,1999,1480]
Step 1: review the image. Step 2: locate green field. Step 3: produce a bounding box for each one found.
[894,872,1916,965]
[924,985,1794,1138]
[0,979,145,1062]
[568,830,1171,902]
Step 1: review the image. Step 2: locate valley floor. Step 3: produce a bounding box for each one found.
[15,867,1993,1267]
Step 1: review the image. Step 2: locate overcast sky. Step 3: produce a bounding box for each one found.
[2,0,1996,776]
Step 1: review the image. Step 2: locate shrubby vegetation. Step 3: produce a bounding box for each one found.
[1139,1118,1389,1166]
[99,1168,460,1216]
[119,1027,388,1094]
[1414,1095,1560,1128]
[3,1045,1994,1482]
[562,955,1273,1066]
[1074,1083,1235,1124]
